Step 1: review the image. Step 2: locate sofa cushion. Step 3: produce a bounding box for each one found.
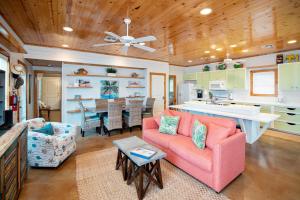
[33,123,54,135]
[159,115,180,135]
[143,129,176,148]
[169,135,213,172]
[206,122,232,149]
[192,120,207,149]
[169,110,193,136]
[190,115,236,137]
[154,109,173,126]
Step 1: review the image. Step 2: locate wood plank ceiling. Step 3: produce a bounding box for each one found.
[0,0,300,66]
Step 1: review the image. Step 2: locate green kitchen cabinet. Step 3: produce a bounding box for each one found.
[183,73,197,81]
[226,68,246,89]
[209,70,226,81]
[196,72,210,89]
[279,62,300,90]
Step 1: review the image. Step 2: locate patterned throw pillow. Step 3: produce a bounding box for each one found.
[192,120,207,149]
[33,123,54,135]
[159,115,180,135]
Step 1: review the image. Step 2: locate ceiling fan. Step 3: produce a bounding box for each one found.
[93,18,157,55]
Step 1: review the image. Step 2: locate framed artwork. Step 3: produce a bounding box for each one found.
[100,80,119,99]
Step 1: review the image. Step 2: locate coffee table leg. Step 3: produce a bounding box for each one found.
[155,160,163,189]
[115,149,121,170]
[137,167,144,200]
[115,149,128,181]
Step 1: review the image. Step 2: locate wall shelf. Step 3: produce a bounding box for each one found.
[66,86,93,88]
[66,74,145,79]
[66,98,94,101]
[126,96,145,98]
[67,109,81,113]
[126,86,145,88]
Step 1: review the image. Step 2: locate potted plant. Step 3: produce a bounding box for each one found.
[203,65,210,72]
[233,62,243,68]
[106,67,117,76]
[217,63,226,70]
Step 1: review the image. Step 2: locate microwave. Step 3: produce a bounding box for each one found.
[209,80,227,90]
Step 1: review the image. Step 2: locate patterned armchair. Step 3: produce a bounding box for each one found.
[27,118,76,167]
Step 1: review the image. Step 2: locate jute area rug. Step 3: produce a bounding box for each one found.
[76,148,229,200]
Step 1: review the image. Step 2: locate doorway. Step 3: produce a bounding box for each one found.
[34,72,62,122]
[169,75,176,105]
[150,72,166,115]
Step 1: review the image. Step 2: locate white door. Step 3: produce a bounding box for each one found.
[151,73,166,115]
[41,77,61,109]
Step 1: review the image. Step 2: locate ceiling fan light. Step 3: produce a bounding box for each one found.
[139,42,145,46]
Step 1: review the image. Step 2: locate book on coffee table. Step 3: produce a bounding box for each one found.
[130,147,157,160]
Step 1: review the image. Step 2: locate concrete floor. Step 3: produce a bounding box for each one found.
[19,129,300,200]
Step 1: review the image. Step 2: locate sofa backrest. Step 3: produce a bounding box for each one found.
[169,110,193,137]
[190,115,237,137]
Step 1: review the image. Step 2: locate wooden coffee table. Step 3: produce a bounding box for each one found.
[113,136,166,200]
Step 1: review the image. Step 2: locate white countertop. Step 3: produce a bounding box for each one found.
[170,102,280,123]
[193,98,300,108]
[0,122,27,157]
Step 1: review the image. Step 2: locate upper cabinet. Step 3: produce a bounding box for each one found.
[196,72,210,89]
[226,68,246,90]
[279,63,300,90]
[183,73,197,81]
[210,70,226,81]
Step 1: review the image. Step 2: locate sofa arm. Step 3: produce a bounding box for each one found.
[212,132,246,192]
[143,117,158,130]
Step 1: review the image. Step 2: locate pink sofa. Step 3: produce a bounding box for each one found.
[142,109,245,192]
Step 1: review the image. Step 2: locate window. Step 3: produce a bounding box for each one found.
[250,69,278,96]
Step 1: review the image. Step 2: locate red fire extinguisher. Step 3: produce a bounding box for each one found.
[10,91,18,111]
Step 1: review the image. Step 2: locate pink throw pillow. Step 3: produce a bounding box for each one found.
[205,122,231,149]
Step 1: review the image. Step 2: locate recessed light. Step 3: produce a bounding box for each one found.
[200,8,212,15]
[262,44,274,49]
[216,48,223,51]
[63,26,73,32]
[230,44,237,48]
[242,49,248,53]
[287,40,297,44]
[188,60,193,63]
[139,42,145,46]
[211,44,216,49]
[210,55,216,59]
[62,44,69,48]
[204,50,210,54]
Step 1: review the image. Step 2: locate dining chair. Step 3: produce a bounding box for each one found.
[115,97,126,107]
[103,101,123,136]
[142,97,155,118]
[78,101,101,137]
[95,99,108,109]
[123,100,143,132]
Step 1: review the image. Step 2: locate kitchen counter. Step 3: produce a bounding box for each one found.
[0,122,27,157]
[170,101,280,144]
[224,99,300,108]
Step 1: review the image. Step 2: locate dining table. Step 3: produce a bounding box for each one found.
[85,105,151,114]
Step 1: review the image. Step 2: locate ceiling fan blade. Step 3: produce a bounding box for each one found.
[93,42,123,47]
[134,36,157,43]
[104,31,124,42]
[121,45,129,55]
[133,44,156,52]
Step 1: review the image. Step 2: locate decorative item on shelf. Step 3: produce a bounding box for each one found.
[216,63,226,70]
[203,65,210,72]
[131,72,139,78]
[127,81,143,88]
[74,95,81,99]
[78,79,91,87]
[100,80,119,99]
[284,53,299,63]
[233,62,243,68]
[276,54,284,64]
[74,68,88,75]
[106,67,117,76]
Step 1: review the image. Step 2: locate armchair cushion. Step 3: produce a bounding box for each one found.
[33,123,54,135]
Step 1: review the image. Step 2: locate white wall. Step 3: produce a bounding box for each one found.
[182,50,300,104]
[24,45,170,124]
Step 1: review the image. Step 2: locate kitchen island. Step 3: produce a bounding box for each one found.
[169,101,280,144]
